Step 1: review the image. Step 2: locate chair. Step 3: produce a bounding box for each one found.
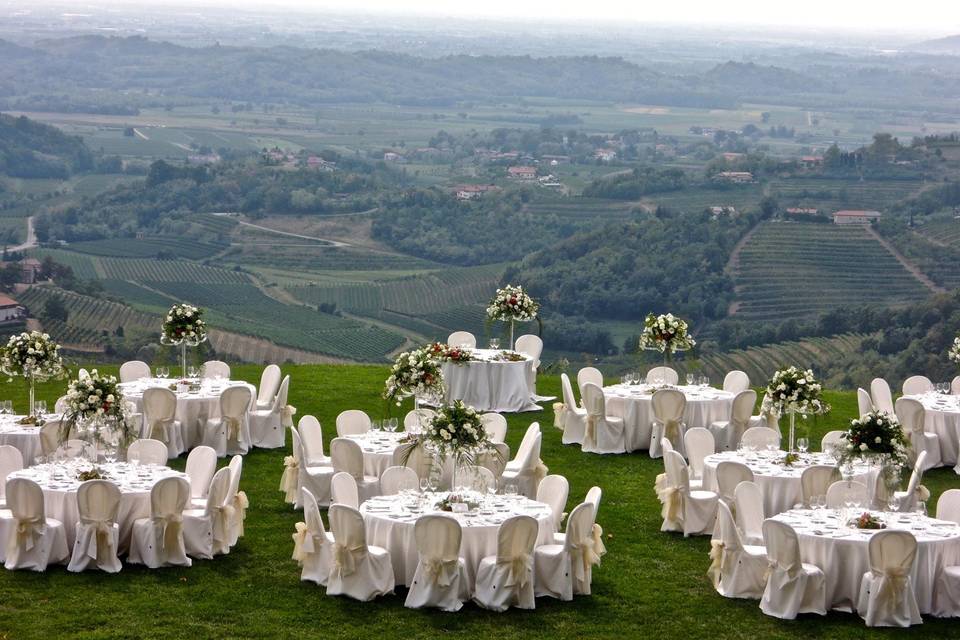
[67,480,122,573]
[380,466,419,495]
[501,423,546,498]
[734,481,765,545]
[0,478,69,570]
[800,465,841,507]
[477,442,509,486]
[479,413,508,443]
[331,472,360,509]
[140,388,185,458]
[202,386,252,457]
[225,455,247,547]
[936,489,960,524]
[292,488,334,586]
[202,360,231,379]
[825,480,870,508]
[649,388,686,458]
[902,375,933,396]
[709,389,758,452]
[185,446,217,509]
[708,501,767,599]
[576,367,603,401]
[683,428,715,490]
[326,504,394,601]
[403,409,436,432]
[392,441,438,484]
[715,461,753,515]
[536,475,569,532]
[722,371,750,394]
[820,430,845,454]
[894,451,928,512]
[856,530,922,627]
[182,466,233,559]
[119,360,150,383]
[581,383,626,455]
[953,375,960,396]
[934,490,960,615]
[404,515,469,611]
[39,422,60,458]
[292,427,333,508]
[297,416,332,466]
[0,445,24,509]
[585,486,602,520]
[335,410,371,437]
[331,438,379,501]
[128,476,192,568]
[127,439,169,466]
[558,373,587,445]
[658,450,718,537]
[57,439,97,461]
[446,331,476,348]
[249,375,291,449]
[870,378,895,414]
[457,465,496,493]
[760,519,826,619]
[896,397,941,470]
[534,502,603,600]
[515,334,543,396]
[857,387,874,418]
[647,366,679,385]
[473,515,538,611]
[739,427,780,451]
[256,364,282,409]
[54,395,70,415]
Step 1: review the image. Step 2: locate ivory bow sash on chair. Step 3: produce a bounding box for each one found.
[9,515,42,557]
[150,418,175,444]
[212,504,234,551]
[332,541,366,578]
[572,528,606,583]
[155,513,183,560]
[877,567,909,610]
[82,517,115,565]
[657,483,683,526]
[224,416,242,443]
[232,491,249,538]
[662,417,682,449]
[280,456,299,504]
[533,459,548,486]
[708,540,724,587]
[424,557,460,587]
[585,414,599,444]
[281,405,297,428]
[292,522,323,563]
[501,553,532,589]
[553,403,567,430]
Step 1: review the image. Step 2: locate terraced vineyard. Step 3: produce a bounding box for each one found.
[67,236,227,260]
[646,184,765,213]
[96,258,249,283]
[768,178,923,211]
[522,198,636,221]
[31,249,99,280]
[732,221,929,321]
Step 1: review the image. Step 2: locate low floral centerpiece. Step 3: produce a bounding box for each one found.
[423,342,474,364]
[436,492,482,512]
[486,284,540,349]
[780,452,801,467]
[383,345,445,407]
[638,313,696,364]
[853,512,886,530]
[835,410,910,494]
[77,468,104,482]
[161,303,208,378]
[0,331,67,416]
[765,366,830,452]
[61,369,135,451]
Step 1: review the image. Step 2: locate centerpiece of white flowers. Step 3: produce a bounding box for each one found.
[486,284,539,349]
[764,366,830,452]
[421,400,497,489]
[949,336,960,367]
[835,410,912,501]
[60,369,135,453]
[383,345,445,408]
[160,303,207,378]
[638,313,696,364]
[0,331,67,416]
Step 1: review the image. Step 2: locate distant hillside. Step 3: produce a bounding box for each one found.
[0,112,93,178]
[704,61,833,94]
[913,34,960,54]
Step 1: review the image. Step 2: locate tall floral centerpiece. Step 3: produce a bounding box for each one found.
[486,284,539,350]
[638,313,696,367]
[765,366,829,452]
[160,303,207,378]
[383,345,445,408]
[0,331,67,417]
[61,369,135,454]
[422,400,496,489]
[949,336,960,368]
[835,410,911,501]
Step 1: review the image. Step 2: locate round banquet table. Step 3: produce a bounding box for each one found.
[603,383,735,453]
[346,431,408,478]
[361,491,554,589]
[7,461,189,552]
[441,349,540,413]
[119,378,256,446]
[0,413,59,465]
[702,451,877,517]
[771,508,960,613]
[904,392,960,469]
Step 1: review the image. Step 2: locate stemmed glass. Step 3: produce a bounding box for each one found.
[489,338,500,350]
[3,400,12,414]
[187,365,199,379]
[387,418,398,432]
[504,482,518,498]
[797,438,809,455]
[685,373,694,386]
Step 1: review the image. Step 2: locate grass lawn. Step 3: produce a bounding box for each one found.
[0,364,957,639]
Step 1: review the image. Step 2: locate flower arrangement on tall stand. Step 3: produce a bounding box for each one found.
[160,303,207,378]
[638,313,696,368]
[0,331,67,417]
[949,335,960,368]
[421,400,496,490]
[835,410,911,502]
[383,345,445,410]
[765,366,830,452]
[486,284,540,350]
[60,369,136,458]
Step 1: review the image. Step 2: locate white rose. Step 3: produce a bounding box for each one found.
[860,443,868,451]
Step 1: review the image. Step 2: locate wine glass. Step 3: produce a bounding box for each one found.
[489,338,500,350]
[419,477,429,494]
[887,495,901,513]
[505,482,518,498]
[685,373,694,386]
[3,400,12,414]
[797,437,809,454]
[389,417,399,432]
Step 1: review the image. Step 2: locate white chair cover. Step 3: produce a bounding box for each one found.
[288,428,333,508]
[800,465,841,508]
[331,437,379,500]
[658,450,718,537]
[297,415,331,465]
[515,334,543,396]
[473,515,538,611]
[683,428,715,489]
[446,331,476,348]
[647,366,679,385]
[733,481,765,545]
[534,502,603,600]
[708,501,766,599]
[649,388,686,458]
[185,445,217,507]
[128,476,191,568]
[335,410,371,437]
[404,515,469,611]
[39,422,61,457]
[715,461,753,515]
[576,367,603,402]
[896,397,941,470]
[331,472,359,509]
[380,466,419,495]
[249,375,291,449]
[202,360,231,379]
[760,519,826,619]
[182,466,232,559]
[558,373,587,445]
[0,445,24,507]
[256,364,281,409]
[825,480,870,508]
[585,486,602,519]
[392,441,439,484]
[870,378,895,415]
[0,477,68,570]
[501,424,546,498]
[536,474,569,532]
[67,480,121,573]
[709,389,757,451]
[902,375,933,396]
[953,376,960,396]
[225,455,247,547]
[722,370,750,394]
[119,360,150,383]
[479,413,508,444]
[292,488,334,586]
[456,465,496,493]
[820,430,845,454]
[739,427,780,450]
[581,383,626,455]
[326,504,394,601]
[937,489,960,523]
[856,530,922,627]
[895,451,928,512]
[403,409,436,432]
[477,443,509,487]
[203,386,252,457]
[140,388,184,458]
[857,387,874,418]
[934,489,960,615]
[127,439,169,466]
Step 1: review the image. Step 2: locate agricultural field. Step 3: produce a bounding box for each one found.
[731,221,930,322]
[767,178,925,212]
[66,236,227,260]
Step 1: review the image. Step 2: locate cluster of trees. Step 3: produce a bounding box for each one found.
[0,113,93,178]
[582,167,687,199]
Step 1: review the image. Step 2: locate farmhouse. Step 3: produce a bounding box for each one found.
[306,156,336,171]
[799,155,824,168]
[833,210,882,225]
[454,184,500,200]
[20,258,42,284]
[507,166,537,181]
[722,152,744,162]
[786,207,820,215]
[594,148,617,162]
[0,294,25,324]
[714,171,754,184]
[383,152,403,162]
[709,206,737,217]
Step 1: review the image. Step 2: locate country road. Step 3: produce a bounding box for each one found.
[8,216,37,252]
[233,219,352,247]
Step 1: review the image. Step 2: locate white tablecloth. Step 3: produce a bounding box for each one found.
[361,491,553,589]
[906,392,960,468]
[703,451,877,517]
[0,414,51,465]
[604,384,734,453]
[8,461,189,552]
[442,349,539,413]
[772,508,960,613]
[346,431,407,478]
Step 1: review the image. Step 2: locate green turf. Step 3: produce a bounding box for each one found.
[0,365,957,639]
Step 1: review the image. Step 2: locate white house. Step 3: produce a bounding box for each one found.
[0,295,25,323]
[833,210,882,225]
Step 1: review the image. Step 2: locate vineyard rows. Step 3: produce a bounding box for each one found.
[68,236,226,260]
